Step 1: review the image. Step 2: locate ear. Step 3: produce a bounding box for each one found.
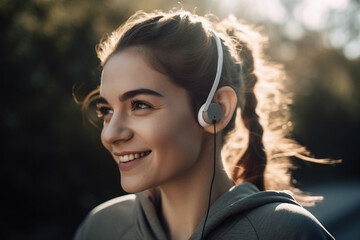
[203,86,238,134]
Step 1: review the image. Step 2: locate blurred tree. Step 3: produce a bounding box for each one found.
[288,43,360,186]
[0,0,128,238]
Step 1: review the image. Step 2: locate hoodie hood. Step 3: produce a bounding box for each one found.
[75,182,333,240]
[134,182,300,240]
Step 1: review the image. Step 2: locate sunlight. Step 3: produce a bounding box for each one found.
[344,37,360,60]
[259,0,286,24]
[219,0,239,13]
[294,0,349,30]
[283,20,305,40]
[213,0,358,59]
[216,0,349,29]
[217,0,285,22]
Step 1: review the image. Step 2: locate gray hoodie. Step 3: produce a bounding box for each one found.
[74,182,334,239]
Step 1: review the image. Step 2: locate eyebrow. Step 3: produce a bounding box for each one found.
[97,88,164,105]
[120,88,164,101]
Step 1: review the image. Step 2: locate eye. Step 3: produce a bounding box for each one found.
[96,106,113,119]
[131,100,152,111]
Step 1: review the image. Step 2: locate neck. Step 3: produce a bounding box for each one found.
[158,153,233,240]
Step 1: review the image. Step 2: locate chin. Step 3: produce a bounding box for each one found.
[120,178,150,193]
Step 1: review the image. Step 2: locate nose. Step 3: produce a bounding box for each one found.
[101,113,133,146]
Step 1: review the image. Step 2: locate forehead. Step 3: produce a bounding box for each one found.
[101,49,161,90]
[103,49,155,84]
[100,48,183,96]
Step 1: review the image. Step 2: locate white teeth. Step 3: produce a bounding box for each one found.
[118,151,151,163]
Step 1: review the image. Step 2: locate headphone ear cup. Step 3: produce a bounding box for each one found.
[207,102,222,123]
[197,103,222,127]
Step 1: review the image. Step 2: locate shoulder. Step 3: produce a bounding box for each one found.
[244,202,334,239]
[89,194,137,218]
[74,194,137,240]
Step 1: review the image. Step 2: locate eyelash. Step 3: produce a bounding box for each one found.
[96,106,113,119]
[131,100,152,111]
[96,100,152,119]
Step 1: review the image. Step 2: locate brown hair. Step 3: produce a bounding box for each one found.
[84,10,335,201]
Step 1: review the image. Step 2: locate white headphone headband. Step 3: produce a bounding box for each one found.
[203,29,224,112]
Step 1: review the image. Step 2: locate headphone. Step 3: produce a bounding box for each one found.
[200,29,223,240]
[197,29,224,127]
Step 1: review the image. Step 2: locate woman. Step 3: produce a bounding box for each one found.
[75,10,334,240]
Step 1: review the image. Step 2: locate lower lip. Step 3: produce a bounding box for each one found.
[118,154,148,172]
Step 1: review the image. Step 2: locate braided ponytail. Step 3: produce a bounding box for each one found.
[216,16,335,199]
[232,40,267,189]
[212,19,267,190]
[235,73,266,190]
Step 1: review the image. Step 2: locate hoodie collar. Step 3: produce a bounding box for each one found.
[190,182,300,239]
[134,183,299,240]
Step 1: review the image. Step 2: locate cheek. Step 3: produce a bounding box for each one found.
[151,111,203,161]
[100,128,111,152]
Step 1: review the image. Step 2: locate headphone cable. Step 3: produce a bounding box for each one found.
[200,121,217,240]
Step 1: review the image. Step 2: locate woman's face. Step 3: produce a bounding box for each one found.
[98,48,206,193]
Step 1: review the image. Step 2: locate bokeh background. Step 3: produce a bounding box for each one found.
[1,0,359,239]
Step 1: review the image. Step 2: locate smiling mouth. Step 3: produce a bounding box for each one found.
[118,151,151,163]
